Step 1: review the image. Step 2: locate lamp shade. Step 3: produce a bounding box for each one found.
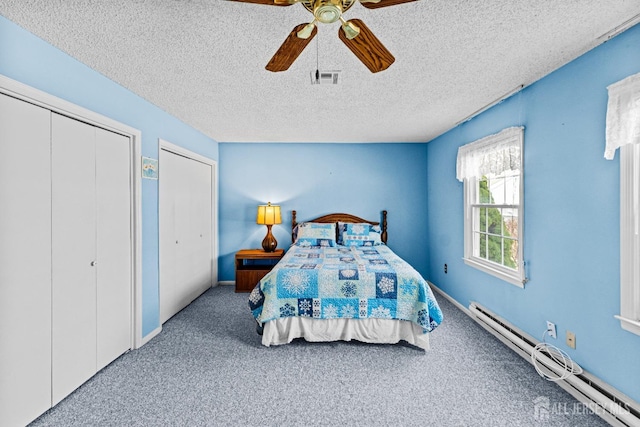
[256,202,282,225]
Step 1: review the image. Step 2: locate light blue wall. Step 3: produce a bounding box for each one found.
[0,16,219,338]
[218,143,429,281]
[5,9,639,404]
[426,24,640,402]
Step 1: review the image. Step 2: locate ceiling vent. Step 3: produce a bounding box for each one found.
[311,70,340,85]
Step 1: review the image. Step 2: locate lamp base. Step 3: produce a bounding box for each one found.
[262,225,278,252]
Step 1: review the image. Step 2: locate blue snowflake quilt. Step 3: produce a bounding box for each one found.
[248,245,443,333]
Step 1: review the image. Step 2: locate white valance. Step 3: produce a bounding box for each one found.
[605,72,640,160]
[456,126,523,182]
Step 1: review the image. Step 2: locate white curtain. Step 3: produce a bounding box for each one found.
[605,72,640,160]
[456,126,523,182]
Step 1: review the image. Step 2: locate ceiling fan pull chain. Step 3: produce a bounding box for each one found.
[316,34,320,80]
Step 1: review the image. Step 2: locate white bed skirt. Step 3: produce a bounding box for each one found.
[262,317,430,350]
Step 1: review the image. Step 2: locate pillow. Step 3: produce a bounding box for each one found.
[338,222,383,247]
[294,222,337,247]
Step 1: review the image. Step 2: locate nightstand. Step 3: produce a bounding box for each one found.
[235,249,285,292]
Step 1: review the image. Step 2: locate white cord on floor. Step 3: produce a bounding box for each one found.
[531,330,583,382]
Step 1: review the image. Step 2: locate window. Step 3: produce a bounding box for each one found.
[615,140,640,336]
[457,127,525,287]
[605,72,640,336]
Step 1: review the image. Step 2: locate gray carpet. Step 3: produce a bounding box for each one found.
[31,285,609,426]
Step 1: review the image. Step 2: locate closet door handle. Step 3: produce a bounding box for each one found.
[90,261,97,267]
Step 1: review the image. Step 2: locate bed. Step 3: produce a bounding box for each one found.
[248,210,443,349]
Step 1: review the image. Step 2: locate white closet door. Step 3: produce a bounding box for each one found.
[95,127,132,371]
[159,149,179,324]
[188,159,213,297]
[173,154,193,306]
[159,149,213,324]
[175,156,212,303]
[51,113,98,405]
[0,94,52,427]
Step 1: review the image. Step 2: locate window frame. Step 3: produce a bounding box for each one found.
[462,132,525,288]
[616,143,640,335]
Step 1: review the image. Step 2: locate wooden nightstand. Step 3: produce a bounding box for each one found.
[235,249,285,292]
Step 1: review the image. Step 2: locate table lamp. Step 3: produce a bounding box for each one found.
[256,202,281,252]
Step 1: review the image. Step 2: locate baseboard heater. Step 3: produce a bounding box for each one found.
[468,301,640,426]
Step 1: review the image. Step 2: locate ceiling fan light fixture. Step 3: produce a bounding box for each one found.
[313,0,343,23]
[340,18,360,39]
[297,21,317,38]
[315,6,341,23]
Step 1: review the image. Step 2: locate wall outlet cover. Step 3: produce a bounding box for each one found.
[546,321,557,339]
[566,330,576,349]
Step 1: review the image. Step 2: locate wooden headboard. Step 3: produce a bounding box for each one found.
[291,210,387,244]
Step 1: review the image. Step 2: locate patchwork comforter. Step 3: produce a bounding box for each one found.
[249,245,443,333]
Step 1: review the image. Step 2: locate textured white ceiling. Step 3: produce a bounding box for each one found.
[1,1,639,143]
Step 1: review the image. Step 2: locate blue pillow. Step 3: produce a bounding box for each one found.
[338,222,383,247]
[294,222,337,247]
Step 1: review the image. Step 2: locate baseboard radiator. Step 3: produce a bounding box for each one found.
[468,302,640,427]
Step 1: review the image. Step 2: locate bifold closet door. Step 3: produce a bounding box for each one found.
[0,94,52,427]
[51,113,98,405]
[181,156,213,300]
[159,149,213,324]
[51,114,133,404]
[95,127,132,371]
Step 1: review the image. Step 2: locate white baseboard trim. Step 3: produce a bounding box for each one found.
[428,281,471,316]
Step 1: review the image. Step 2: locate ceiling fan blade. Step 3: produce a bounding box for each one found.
[338,19,395,73]
[359,0,419,9]
[226,0,293,6]
[266,24,318,72]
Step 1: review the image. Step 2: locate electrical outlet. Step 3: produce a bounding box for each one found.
[566,330,576,349]
[444,263,448,274]
[546,321,557,339]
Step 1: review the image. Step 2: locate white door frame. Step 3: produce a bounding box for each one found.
[158,139,219,296]
[0,74,144,349]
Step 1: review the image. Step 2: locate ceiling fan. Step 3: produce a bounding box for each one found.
[228,0,419,73]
